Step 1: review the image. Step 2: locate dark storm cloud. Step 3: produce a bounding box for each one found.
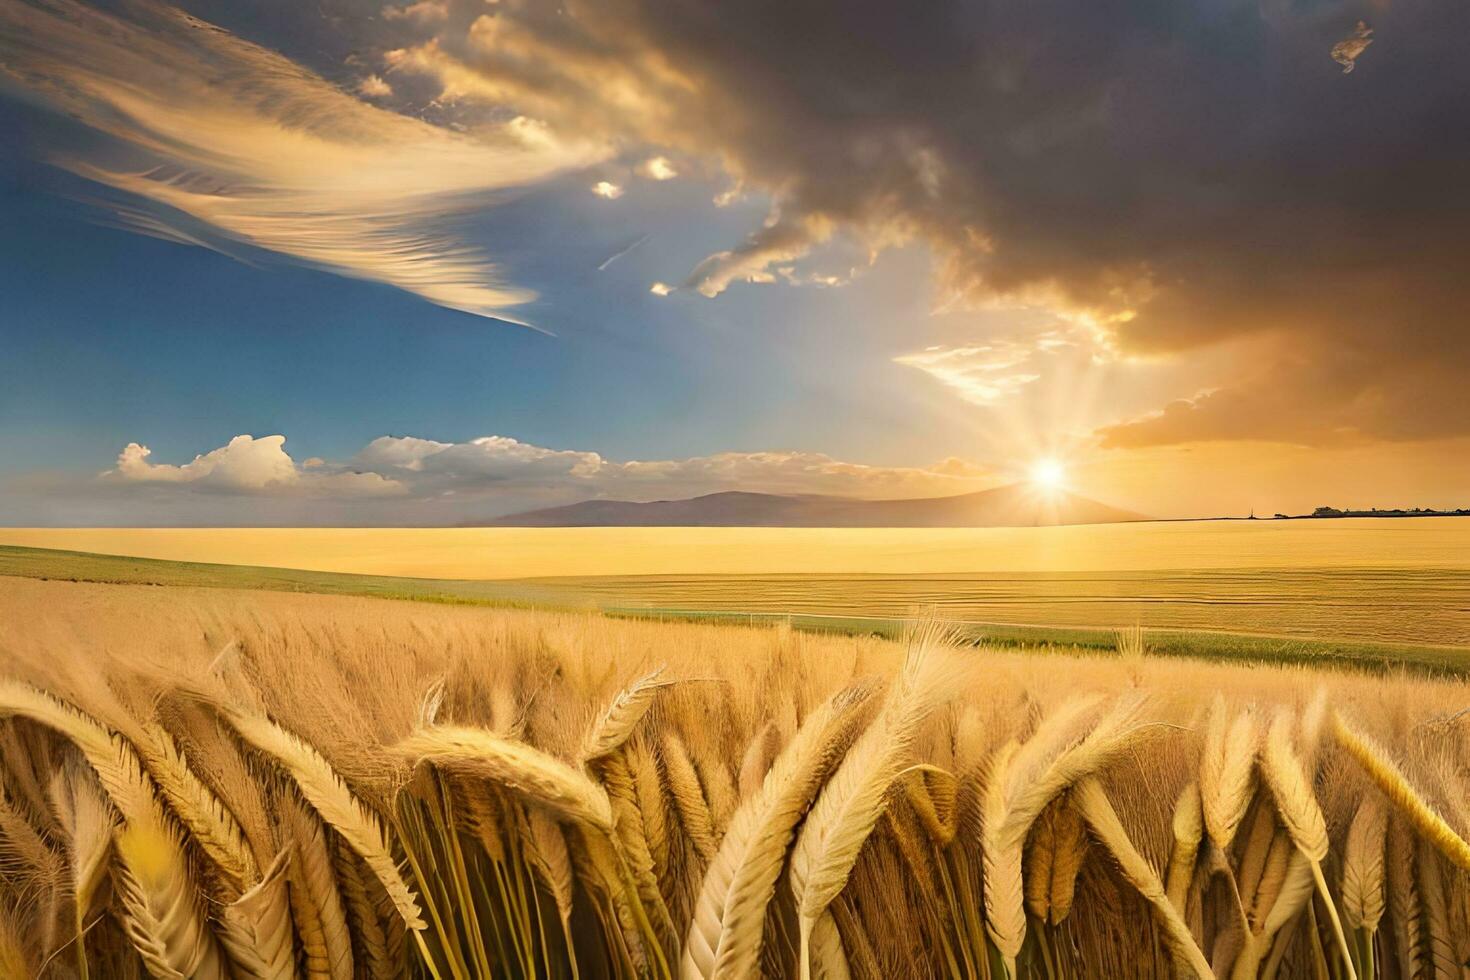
[396,0,1470,445]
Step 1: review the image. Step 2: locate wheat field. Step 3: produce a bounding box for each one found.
[1,577,1469,978]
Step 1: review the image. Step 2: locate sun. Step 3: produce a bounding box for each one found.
[1030,458,1067,492]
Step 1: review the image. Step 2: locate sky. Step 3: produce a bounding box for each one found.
[1,0,1467,525]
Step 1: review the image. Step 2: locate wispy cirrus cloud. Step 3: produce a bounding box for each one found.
[894,326,1094,406]
[0,0,602,324]
[894,343,1042,406]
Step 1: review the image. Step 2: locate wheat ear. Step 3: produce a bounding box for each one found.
[1385,819,1423,979]
[48,765,116,980]
[982,741,1027,967]
[788,640,939,980]
[139,722,258,896]
[1072,776,1215,979]
[0,791,64,899]
[1,721,55,831]
[581,667,670,764]
[661,733,719,865]
[1229,849,1314,980]
[334,839,397,980]
[1258,710,1356,980]
[681,685,868,980]
[395,725,614,834]
[1045,796,1088,927]
[600,748,677,950]
[1201,701,1257,852]
[114,821,229,980]
[0,903,31,979]
[0,681,161,827]
[1246,832,1292,931]
[626,737,672,894]
[986,694,1153,966]
[220,706,425,930]
[217,848,296,980]
[1165,781,1203,915]
[1340,796,1386,933]
[1023,795,1089,926]
[283,795,354,980]
[736,722,779,800]
[1332,712,1470,871]
[906,765,958,847]
[808,910,852,980]
[1024,798,1058,922]
[522,807,576,932]
[1417,839,1458,979]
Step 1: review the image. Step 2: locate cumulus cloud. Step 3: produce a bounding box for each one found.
[382,0,1470,444]
[591,181,624,199]
[353,434,992,501]
[86,431,994,521]
[0,0,600,324]
[107,435,403,496]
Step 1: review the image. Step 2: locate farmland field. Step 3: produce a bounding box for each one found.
[2,519,1468,651]
[2,574,1469,978]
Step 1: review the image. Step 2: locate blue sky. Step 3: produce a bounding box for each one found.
[2,0,1467,523]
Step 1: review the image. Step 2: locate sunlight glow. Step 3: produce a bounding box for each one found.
[1030,458,1066,492]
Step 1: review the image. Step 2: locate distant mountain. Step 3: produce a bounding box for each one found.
[470,484,1146,528]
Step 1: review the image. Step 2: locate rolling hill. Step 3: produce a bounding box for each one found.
[471,484,1145,527]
